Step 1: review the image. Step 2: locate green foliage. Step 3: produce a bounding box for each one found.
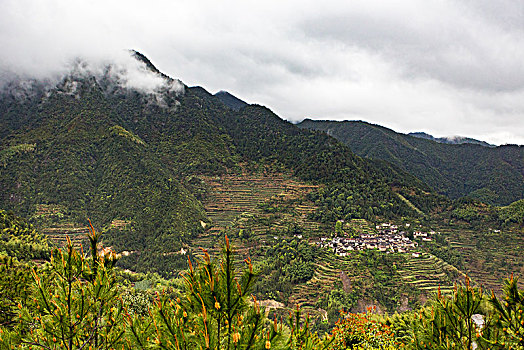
[0,143,35,167]
[109,125,146,145]
[308,182,423,223]
[287,307,324,350]
[128,237,288,350]
[0,254,34,327]
[254,238,318,301]
[452,206,481,222]
[0,225,323,349]
[298,120,524,206]
[0,209,50,260]
[358,251,414,313]
[0,77,221,261]
[120,289,152,317]
[488,277,524,348]
[133,279,151,291]
[1,223,125,349]
[395,277,524,349]
[408,279,492,349]
[204,100,439,223]
[115,247,196,278]
[334,221,343,236]
[0,222,523,350]
[320,289,359,325]
[418,234,464,270]
[498,199,524,225]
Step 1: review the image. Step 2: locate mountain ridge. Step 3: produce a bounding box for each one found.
[297,119,524,205]
[214,90,248,111]
[408,131,494,147]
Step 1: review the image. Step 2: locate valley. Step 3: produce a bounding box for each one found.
[26,163,522,321]
[0,51,523,348]
[182,169,488,323]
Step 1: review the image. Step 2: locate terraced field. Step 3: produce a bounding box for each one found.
[201,173,320,230]
[191,171,339,317]
[286,249,445,317]
[192,171,479,316]
[344,218,377,235]
[194,172,328,255]
[287,250,341,309]
[41,224,89,248]
[439,226,524,292]
[396,252,460,295]
[32,204,89,248]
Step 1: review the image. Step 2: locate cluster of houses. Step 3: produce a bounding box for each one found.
[413,231,435,242]
[318,222,438,256]
[375,223,436,242]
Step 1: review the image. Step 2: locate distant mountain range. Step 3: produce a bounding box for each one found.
[298,119,524,205]
[408,132,494,147]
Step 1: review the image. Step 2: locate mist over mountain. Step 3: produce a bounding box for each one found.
[408,131,495,147]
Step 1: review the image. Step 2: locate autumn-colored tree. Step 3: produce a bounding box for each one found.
[328,309,396,350]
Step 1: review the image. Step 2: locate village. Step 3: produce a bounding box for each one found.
[318,222,437,257]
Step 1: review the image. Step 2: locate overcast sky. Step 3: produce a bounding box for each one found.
[1,0,523,145]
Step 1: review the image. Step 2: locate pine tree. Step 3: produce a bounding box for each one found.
[127,235,287,350]
[409,277,496,350]
[1,221,125,349]
[0,255,34,327]
[488,275,524,348]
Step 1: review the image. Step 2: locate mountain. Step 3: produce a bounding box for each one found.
[408,131,494,147]
[2,52,524,336]
[297,119,524,205]
[0,59,232,271]
[0,52,446,275]
[214,90,248,111]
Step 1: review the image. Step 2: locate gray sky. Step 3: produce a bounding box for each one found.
[1,0,523,145]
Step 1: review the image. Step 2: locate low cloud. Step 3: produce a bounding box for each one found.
[0,0,522,144]
[1,51,183,106]
[66,53,184,95]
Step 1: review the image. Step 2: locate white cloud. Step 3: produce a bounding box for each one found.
[0,0,522,144]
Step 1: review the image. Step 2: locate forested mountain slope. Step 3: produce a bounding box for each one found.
[191,88,445,221]
[298,119,524,205]
[1,52,444,267]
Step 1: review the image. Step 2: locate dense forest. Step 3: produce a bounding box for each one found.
[298,119,524,205]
